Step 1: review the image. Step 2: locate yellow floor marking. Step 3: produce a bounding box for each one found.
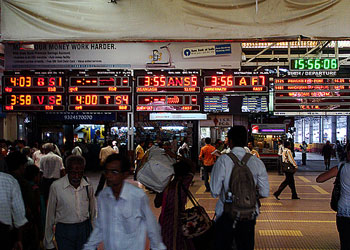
[269,184,317,187]
[259,230,303,237]
[268,192,328,195]
[311,185,329,194]
[262,210,336,214]
[255,249,337,250]
[257,219,335,223]
[195,185,206,194]
[266,197,330,200]
[261,202,283,206]
[298,176,311,183]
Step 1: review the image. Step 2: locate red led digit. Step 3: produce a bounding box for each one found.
[191,76,197,87]
[76,96,82,104]
[48,96,56,105]
[212,76,218,86]
[160,76,166,87]
[259,75,266,85]
[122,95,129,104]
[115,96,122,105]
[154,76,159,87]
[37,96,44,105]
[227,76,233,86]
[25,95,31,105]
[56,95,62,105]
[19,77,26,87]
[191,97,197,104]
[144,76,150,87]
[221,76,227,86]
[49,77,56,86]
[10,95,16,105]
[58,77,62,86]
[239,77,247,86]
[37,78,45,86]
[10,77,16,86]
[184,77,191,87]
[104,96,111,104]
[19,95,25,105]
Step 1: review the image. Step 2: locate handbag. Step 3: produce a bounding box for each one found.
[330,163,345,212]
[282,161,296,173]
[179,184,213,239]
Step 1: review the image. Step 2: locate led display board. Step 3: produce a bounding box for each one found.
[202,70,268,93]
[203,96,229,112]
[290,58,339,71]
[68,70,132,111]
[274,78,350,112]
[242,96,268,113]
[3,71,65,111]
[135,70,201,112]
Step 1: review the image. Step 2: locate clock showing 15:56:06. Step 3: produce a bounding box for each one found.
[290,58,339,71]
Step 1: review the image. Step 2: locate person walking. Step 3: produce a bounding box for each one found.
[277,140,284,175]
[316,147,350,250]
[322,140,333,170]
[199,137,216,192]
[273,141,300,200]
[83,154,166,250]
[210,126,270,250]
[247,142,260,158]
[154,160,196,250]
[44,155,96,250]
[300,141,308,166]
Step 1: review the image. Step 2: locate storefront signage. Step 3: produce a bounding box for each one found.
[251,124,286,134]
[150,113,207,120]
[200,115,233,127]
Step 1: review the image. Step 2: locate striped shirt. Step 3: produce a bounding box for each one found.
[282,148,298,168]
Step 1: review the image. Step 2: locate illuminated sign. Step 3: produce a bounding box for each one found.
[274,78,350,112]
[242,96,268,113]
[69,76,131,93]
[203,96,229,113]
[4,94,64,111]
[68,94,131,111]
[136,95,200,111]
[3,76,64,93]
[290,58,339,71]
[203,74,267,93]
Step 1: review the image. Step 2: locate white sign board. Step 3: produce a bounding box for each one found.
[150,113,207,121]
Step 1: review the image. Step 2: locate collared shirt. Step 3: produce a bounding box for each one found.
[84,182,166,250]
[32,150,44,167]
[282,148,298,168]
[199,144,216,166]
[44,175,96,249]
[135,145,145,160]
[72,146,83,156]
[99,146,116,164]
[278,144,284,156]
[39,152,64,179]
[210,147,270,218]
[0,172,27,228]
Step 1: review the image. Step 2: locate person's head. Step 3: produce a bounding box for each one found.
[284,141,291,149]
[336,140,340,144]
[326,140,330,145]
[22,146,31,157]
[66,155,86,188]
[302,141,306,145]
[140,140,145,147]
[248,142,254,150]
[278,140,282,145]
[173,160,192,178]
[42,143,54,154]
[227,126,248,148]
[163,141,171,151]
[205,138,211,145]
[107,140,113,147]
[24,164,40,184]
[6,151,27,174]
[172,135,177,141]
[104,154,130,192]
[17,140,25,149]
[224,136,229,145]
[215,139,222,147]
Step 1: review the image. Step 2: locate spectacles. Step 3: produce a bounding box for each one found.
[104,169,121,175]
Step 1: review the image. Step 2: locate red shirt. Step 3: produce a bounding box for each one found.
[199,144,216,166]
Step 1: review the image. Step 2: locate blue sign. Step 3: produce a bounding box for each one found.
[215,44,231,55]
[184,49,191,56]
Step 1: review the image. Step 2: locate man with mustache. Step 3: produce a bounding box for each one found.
[44,155,96,250]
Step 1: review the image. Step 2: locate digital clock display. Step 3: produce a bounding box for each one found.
[274,78,350,112]
[136,95,200,111]
[3,76,64,93]
[4,94,64,111]
[203,74,267,93]
[68,94,131,111]
[69,76,131,93]
[290,58,339,71]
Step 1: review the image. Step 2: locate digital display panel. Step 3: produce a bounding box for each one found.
[136,95,200,111]
[203,96,229,112]
[274,78,350,112]
[290,58,339,71]
[202,71,268,93]
[4,94,64,111]
[135,70,200,93]
[3,76,64,93]
[68,76,131,93]
[242,96,268,113]
[68,94,131,111]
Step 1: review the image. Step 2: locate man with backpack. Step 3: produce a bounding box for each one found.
[210,126,269,250]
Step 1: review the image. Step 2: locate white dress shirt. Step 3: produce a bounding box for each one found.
[278,144,284,156]
[32,150,44,167]
[0,172,28,228]
[44,175,97,249]
[84,181,166,250]
[210,147,270,218]
[40,152,64,179]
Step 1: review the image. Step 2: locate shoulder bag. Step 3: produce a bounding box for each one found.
[330,164,345,212]
[281,150,297,174]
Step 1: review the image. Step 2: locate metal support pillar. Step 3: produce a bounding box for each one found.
[332,116,337,143]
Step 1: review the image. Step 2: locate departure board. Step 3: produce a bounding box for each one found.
[274,78,350,113]
[68,70,132,111]
[3,71,65,111]
[135,70,201,111]
[203,96,229,112]
[242,96,268,113]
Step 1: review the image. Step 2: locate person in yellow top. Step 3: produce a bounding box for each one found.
[199,138,216,192]
[134,141,145,180]
[247,142,260,158]
[273,141,300,200]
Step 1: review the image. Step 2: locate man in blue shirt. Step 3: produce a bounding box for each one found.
[84,154,166,250]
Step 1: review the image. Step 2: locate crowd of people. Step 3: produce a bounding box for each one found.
[0,129,349,250]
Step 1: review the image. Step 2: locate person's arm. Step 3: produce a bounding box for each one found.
[141,194,166,250]
[44,185,57,250]
[256,160,270,198]
[88,186,97,225]
[199,148,204,162]
[210,156,226,198]
[316,166,338,183]
[83,198,104,250]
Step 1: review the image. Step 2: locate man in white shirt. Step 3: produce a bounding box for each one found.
[277,140,284,175]
[45,155,96,250]
[0,172,28,250]
[40,143,65,203]
[32,144,44,168]
[210,126,269,250]
[84,154,166,250]
[99,140,117,166]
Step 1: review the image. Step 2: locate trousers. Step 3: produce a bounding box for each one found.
[55,219,92,250]
[203,165,213,191]
[337,216,350,250]
[275,172,298,198]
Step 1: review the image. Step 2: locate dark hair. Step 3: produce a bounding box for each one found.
[6,151,27,172]
[105,154,131,173]
[65,155,86,170]
[173,160,191,177]
[205,138,211,144]
[24,164,40,181]
[284,141,290,148]
[22,146,31,156]
[227,126,247,147]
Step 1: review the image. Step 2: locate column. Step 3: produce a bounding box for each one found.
[309,119,313,143]
[332,116,337,143]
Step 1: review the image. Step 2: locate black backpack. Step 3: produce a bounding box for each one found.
[224,153,257,221]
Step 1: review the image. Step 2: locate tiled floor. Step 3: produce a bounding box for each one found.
[87,171,340,250]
